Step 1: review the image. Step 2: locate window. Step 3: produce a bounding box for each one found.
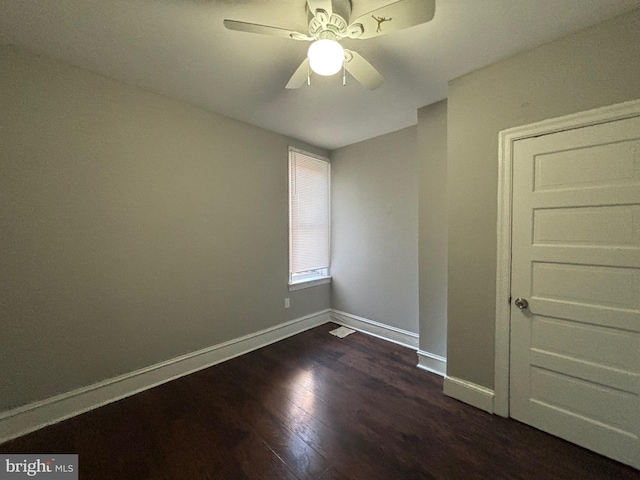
[288,147,331,289]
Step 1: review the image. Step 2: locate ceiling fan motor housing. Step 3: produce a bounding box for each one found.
[307,0,352,38]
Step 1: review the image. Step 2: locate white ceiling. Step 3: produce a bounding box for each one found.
[2,0,640,149]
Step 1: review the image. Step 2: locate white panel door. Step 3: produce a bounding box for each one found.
[510,115,640,469]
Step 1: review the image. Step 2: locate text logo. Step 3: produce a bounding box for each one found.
[0,455,77,479]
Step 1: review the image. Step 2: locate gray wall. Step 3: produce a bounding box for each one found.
[330,127,419,333]
[0,45,329,412]
[447,9,640,388]
[417,101,447,358]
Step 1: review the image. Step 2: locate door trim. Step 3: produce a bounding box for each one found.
[494,98,640,417]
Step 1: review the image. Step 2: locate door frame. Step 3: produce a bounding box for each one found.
[493,98,640,417]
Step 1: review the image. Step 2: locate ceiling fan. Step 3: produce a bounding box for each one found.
[223,0,436,90]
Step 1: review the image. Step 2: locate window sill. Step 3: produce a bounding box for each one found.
[288,276,332,291]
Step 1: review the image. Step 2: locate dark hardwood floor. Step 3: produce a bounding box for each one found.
[1,322,637,479]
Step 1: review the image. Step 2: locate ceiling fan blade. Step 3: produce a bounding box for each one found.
[286,58,310,89]
[223,20,311,41]
[346,0,435,40]
[344,50,384,90]
[307,0,332,19]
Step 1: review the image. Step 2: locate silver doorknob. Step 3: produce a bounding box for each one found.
[514,297,529,309]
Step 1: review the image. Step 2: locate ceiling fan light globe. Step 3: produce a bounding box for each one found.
[308,39,344,76]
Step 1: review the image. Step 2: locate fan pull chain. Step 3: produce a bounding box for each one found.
[307,62,311,86]
[342,64,346,86]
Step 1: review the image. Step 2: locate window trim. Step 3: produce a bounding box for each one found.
[288,275,331,291]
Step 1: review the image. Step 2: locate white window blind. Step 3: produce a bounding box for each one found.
[289,148,330,282]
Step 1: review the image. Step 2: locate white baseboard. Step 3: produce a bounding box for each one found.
[329,310,419,349]
[416,350,447,377]
[0,310,330,445]
[443,376,495,413]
